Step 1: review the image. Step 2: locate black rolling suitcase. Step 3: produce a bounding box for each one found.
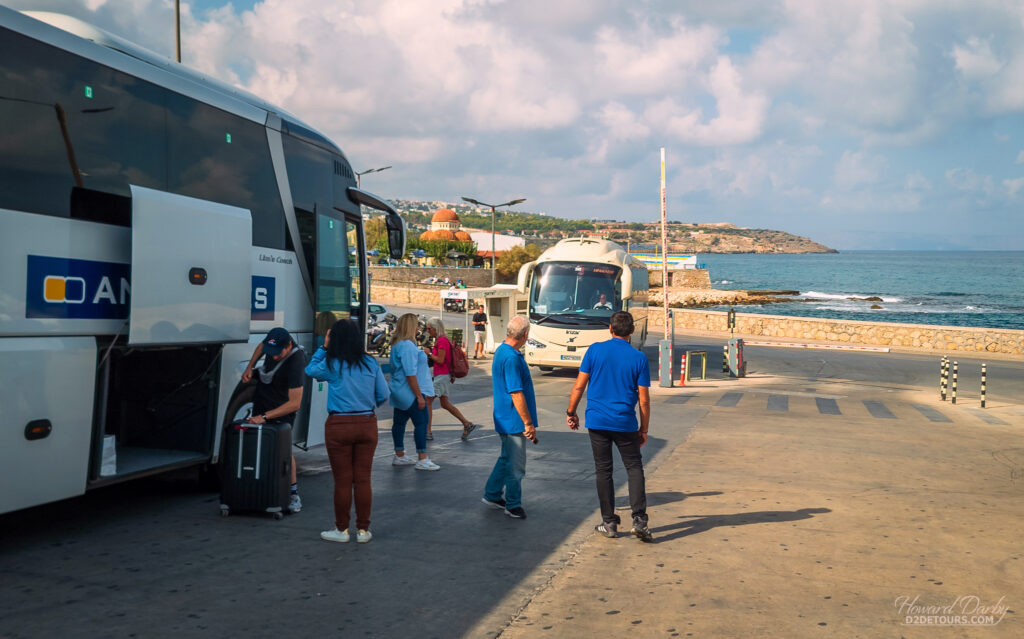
[219,420,292,520]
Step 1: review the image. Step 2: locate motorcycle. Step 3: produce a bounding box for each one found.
[443,298,466,313]
[366,312,397,356]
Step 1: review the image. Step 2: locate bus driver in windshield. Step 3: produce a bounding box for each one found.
[593,293,613,310]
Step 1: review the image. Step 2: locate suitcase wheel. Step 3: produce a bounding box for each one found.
[273,512,284,521]
[220,507,230,517]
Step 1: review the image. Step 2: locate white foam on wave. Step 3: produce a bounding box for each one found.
[802,291,902,303]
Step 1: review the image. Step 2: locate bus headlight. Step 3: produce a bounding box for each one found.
[526,338,546,349]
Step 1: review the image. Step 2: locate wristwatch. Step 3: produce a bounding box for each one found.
[566,410,576,417]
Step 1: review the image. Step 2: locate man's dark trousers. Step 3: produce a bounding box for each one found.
[588,428,647,525]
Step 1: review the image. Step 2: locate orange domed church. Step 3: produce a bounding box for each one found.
[419,208,473,242]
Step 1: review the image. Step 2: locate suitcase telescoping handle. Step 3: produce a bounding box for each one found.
[232,421,264,480]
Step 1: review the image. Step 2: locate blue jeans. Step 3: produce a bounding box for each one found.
[392,403,429,454]
[484,433,527,509]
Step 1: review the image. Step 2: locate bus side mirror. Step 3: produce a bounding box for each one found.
[517,261,537,295]
[385,212,406,260]
[620,266,633,300]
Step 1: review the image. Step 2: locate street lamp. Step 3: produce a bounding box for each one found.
[461,196,526,286]
[355,165,392,187]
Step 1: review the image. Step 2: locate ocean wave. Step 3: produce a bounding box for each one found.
[933,292,968,297]
[802,291,903,303]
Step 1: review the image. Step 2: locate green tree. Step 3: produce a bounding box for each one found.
[495,243,542,283]
[364,216,387,251]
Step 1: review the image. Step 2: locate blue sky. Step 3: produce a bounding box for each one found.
[15,0,1024,250]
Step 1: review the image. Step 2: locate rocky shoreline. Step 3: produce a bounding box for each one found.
[650,288,798,308]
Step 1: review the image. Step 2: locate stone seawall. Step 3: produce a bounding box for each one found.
[368,288,1023,357]
[649,268,711,289]
[370,285,444,307]
[646,307,1024,357]
[370,266,492,287]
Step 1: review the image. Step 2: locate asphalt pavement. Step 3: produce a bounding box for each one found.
[2,305,1022,638]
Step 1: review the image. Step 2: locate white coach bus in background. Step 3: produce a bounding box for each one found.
[0,8,405,514]
[516,238,649,370]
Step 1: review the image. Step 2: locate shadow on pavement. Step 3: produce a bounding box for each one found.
[0,430,672,638]
[651,507,832,543]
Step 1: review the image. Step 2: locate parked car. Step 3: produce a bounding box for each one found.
[368,303,389,319]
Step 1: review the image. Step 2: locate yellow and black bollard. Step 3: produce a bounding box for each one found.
[951,361,958,405]
[981,363,987,409]
[722,344,729,373]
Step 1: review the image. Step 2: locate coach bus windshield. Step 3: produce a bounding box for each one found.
[529,262,621,326]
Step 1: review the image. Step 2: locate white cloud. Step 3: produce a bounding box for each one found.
[594,18,721,95]
[1005,177,1024,197]
[833,151,886,190]
[1017,151,1024,164]
[946,167,995,195]
[644,57,768,146]
[952,37,1003,78]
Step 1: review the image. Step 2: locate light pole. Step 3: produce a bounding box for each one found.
[174,0,181,62]
[355,165,392,188]
[461,197,526,285]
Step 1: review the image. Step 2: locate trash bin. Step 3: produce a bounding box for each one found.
[728,337,745,378]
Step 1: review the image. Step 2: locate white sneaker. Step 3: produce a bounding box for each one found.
[321,528,349,543]
[392,454,416,466]
[289,493,302,513]
[414,458,440,471]
[356,529,373,543]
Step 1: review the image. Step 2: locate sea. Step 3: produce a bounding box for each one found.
[694,251,1024,331]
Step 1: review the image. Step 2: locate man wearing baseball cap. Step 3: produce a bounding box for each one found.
[242,327,307,513]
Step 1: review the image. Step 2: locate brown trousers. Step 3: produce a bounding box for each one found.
[324,414,378,531]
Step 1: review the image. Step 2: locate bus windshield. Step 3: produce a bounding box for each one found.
[529,262,621,326]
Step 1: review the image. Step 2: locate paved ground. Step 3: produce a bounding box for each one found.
[2,308,1022,638]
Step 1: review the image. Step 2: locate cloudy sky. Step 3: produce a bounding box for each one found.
[14,0,1024,249]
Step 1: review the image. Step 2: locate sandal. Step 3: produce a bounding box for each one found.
[426,432,433,440]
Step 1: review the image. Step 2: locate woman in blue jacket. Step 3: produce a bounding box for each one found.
[306,319,388,544]
[388,313,439,471]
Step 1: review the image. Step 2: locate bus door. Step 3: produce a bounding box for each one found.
[89,187,252,485]
[296,210,352,448]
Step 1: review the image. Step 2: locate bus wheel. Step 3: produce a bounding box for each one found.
[225,385,256,427]
[539,366,554,372]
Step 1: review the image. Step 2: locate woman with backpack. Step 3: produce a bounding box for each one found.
[424,317,483,441]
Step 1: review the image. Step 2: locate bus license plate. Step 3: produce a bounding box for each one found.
[560,355,581,361]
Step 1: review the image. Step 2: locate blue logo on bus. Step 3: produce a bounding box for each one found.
[251,276,276,320]
[26,255,131,319]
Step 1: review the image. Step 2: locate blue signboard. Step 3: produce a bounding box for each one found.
[27,254,276,321]
[26,255,131,319]
[251,275,276,320]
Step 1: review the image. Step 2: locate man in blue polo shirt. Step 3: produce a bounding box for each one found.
[566,311,652,541]
[482,315,537,520]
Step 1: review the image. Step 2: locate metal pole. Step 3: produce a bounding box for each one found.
[660,148,668,332]
[175,0,181,63]
[940,356,947,401]
[491,205,496,286]
[981,363,987,409]
[951,361,958,405]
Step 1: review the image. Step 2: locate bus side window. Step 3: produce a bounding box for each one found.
[0,26,166,220]
[166,94,286,249]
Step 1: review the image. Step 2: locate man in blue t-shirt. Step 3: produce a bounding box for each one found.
[482,315,537,520]
[566,311,652,541]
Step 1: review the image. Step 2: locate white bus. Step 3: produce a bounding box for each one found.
[0,9,406,514]
[517,238,649,370]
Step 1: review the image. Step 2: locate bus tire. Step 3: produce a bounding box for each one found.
[539,366,554,372]
[224,384,257,427]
